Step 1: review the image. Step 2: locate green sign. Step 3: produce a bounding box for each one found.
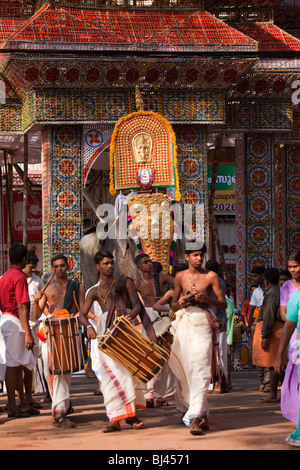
[207,165,236,191]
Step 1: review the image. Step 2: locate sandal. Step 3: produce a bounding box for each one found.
[102,422,121,433]
[125,417,144,429]
[26,407,40,416]
[190,417,205,435]
[53,415,75,428]
[28,401,43,409]
[199,415,210,431]
[190,425,204,436]
[8,409,30,419]
[259,397,280,403]
[66,402,74,416]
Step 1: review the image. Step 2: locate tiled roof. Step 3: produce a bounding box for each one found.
[234,22,300,51]
[3,5,257,52]
[204,0,282,6]
[0,18,27,46]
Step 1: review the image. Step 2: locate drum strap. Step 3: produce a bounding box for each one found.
[64,280,80,312]
[105,276,158,344]
[153,272,161,299]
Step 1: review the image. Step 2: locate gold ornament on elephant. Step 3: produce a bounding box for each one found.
[132,132,153,164]
[128,193,174,274]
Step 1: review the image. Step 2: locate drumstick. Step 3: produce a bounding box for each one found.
[41,272,55,293]
[73,291,80,312]
[34,272,55,306]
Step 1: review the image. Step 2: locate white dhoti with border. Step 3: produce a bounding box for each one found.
[41,342,71,417]
[0,314,36,380]
[97,311,146,422]
[143,307,176,403]
[168,306,213,427]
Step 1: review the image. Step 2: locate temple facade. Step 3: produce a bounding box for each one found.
[0,0,299,309]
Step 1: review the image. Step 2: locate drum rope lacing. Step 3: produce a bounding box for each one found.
[98,317,169,382]
[45,316,84,376]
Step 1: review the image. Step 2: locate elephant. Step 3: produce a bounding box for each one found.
[80,224,141,290]
[80,222,187,290]
[79,192,203,290]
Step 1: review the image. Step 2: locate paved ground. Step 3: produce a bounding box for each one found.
[0,370,297,453]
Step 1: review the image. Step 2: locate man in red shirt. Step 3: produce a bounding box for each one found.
[0,245,36,418]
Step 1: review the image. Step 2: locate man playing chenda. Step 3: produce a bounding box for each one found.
[34,254,85,428]
[169,244,227,435]
[79,250,157,433]
[134,253,176,407]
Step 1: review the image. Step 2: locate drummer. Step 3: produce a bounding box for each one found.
[33,254,85,428]
[134,254,175,407]
[153,263,189,319]
[79,249,156,433]
[134,254,174,322]
[168,245,227,435]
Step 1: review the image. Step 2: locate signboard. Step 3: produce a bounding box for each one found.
[208,165,236,215]
[3,192,42,242]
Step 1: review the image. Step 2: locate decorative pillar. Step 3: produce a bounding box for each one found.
[235,133,274,308]
[235,136,247,311]
[41,125,83,280]
[285,144,300,255]
[245,133,274,274]
[175,124,208,249]
[273,144,287,268]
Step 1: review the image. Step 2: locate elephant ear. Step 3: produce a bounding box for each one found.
[80,230,101,257]
[113,218,127,257]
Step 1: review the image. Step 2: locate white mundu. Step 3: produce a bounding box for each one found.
[168,306,214,427]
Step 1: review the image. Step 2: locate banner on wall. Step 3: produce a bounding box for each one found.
[3,193,42,243]
[208,165,236,215]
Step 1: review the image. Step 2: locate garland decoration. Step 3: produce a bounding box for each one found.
[109,110,181,202]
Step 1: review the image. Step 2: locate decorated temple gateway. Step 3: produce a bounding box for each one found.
[0,0,299,309]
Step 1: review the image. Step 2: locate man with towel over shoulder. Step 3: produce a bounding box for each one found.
[33,254,85,428]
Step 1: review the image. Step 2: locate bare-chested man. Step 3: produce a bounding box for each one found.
[169,245,227,435]
[33,254,85,428]
[134,253,174,310]
[134,253,175,407]
[79,250,148,432]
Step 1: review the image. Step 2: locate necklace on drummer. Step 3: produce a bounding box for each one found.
[141,274,155,286]
[188,274,201,291]
[98,278,116,303]
[55,281,68,297]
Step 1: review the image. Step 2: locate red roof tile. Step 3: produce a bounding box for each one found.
[4,6,257,52]
[205,0,282,6]
[234,22,300,51]
[0,18,27,46]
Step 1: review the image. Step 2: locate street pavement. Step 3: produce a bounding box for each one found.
[0,370,297,452]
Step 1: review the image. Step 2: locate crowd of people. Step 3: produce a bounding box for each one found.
[0,243,299,446]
